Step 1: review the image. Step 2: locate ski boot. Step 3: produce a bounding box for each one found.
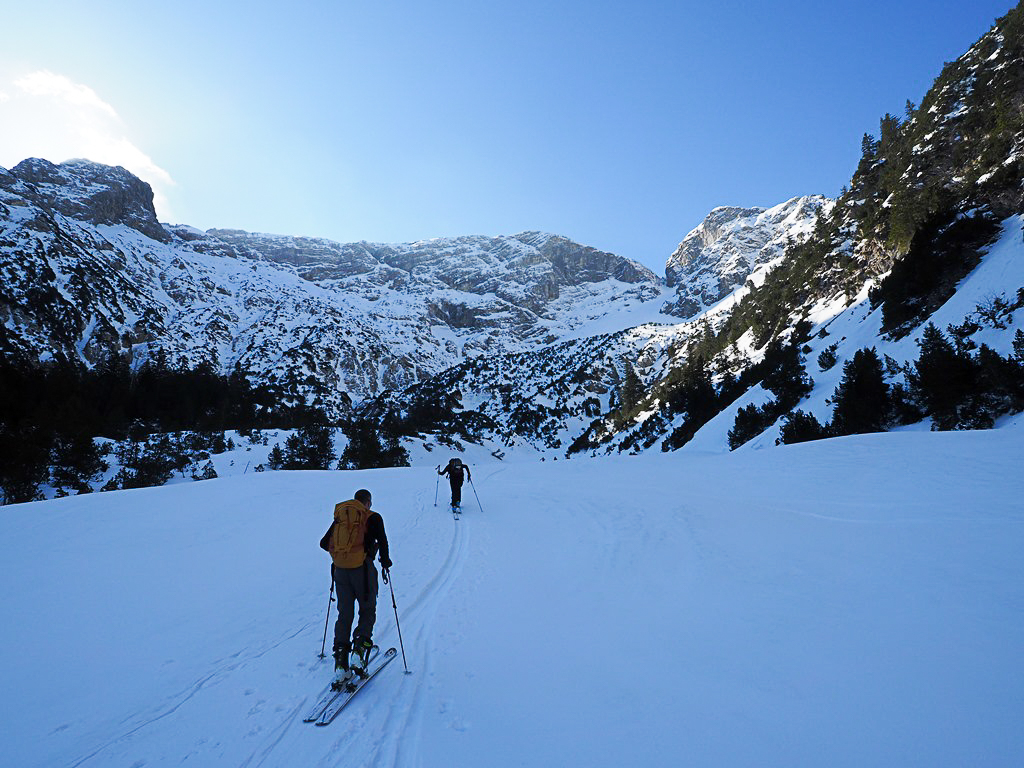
[350,636,374,678]
[331,645,353,691]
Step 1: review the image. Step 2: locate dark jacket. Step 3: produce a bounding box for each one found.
[364,512,391,569]
[440,463,471,484]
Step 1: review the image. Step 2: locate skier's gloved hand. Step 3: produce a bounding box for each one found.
[380,556,393,570]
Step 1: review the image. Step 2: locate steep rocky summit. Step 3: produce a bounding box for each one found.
[8,158,168,243]
[663,196,829,318]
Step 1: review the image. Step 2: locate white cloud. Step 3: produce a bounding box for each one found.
[14,71,119,119]
[0,70,175,219]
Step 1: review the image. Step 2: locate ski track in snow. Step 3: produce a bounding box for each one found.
[65,618,322,768]
[383,487,471,768]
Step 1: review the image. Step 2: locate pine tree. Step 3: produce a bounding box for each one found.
[191,460,218,481]
[727,403,774,450]
[119,435,176,489]
[830,348,891,436]
[761,341,813,408]
[910,324,978,429]
[0,425,52,504]
[859,133,879,166]
[777,410,829,445]
[817,344,839,372]
[283,425,336,470]
[339,421,408,469]
[619,363,644,414]
[51,434,108,494]
[974,344,1024,424]
[878,112,903,154]
[267,444,285,470]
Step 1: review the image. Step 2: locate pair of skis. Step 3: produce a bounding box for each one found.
[451,502,462,520]
[303,647,398,726]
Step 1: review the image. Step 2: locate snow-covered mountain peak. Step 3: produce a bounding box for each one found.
[7,158,167,242]
[663,194,830,317]
[211,228,656,280]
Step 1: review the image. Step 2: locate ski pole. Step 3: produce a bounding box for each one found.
[469,477,484,513]
[433,466,440,507]
[319,568,336,659]
[385,571,410,674]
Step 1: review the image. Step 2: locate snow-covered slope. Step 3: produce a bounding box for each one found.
[695,213,1024,451]
[3,426,1022,767]
[616,212,1024,455]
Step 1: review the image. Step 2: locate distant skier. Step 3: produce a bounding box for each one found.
[326,489,392,687]
[438,458,471,509]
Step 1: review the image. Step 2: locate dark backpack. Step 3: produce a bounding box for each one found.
[319,522,335,552]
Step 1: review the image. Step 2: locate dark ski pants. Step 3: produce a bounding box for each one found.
[333,562,378,654]
[450,479,463,506]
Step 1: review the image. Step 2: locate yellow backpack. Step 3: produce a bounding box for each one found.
[330,500,371,569]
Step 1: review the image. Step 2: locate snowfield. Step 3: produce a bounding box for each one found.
[3,425,1023,767]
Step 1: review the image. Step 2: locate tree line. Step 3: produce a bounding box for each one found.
[0,352,406,504]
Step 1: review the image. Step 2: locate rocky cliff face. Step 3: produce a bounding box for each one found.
[662,196,830,318]
[8,158,169,243]
[209,229,661,314]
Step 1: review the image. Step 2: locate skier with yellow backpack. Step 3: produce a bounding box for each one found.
[323,489,392,688]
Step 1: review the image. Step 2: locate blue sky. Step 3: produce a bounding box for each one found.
[0,1,1016,272]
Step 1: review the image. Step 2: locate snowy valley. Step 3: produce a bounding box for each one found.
[3,426,1023,767]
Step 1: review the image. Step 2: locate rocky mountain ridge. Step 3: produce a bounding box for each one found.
[0,159,684,418]
[1,144,825,425]
[6,158,169,243]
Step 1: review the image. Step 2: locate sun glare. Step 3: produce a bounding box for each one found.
[0,70,174,219]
